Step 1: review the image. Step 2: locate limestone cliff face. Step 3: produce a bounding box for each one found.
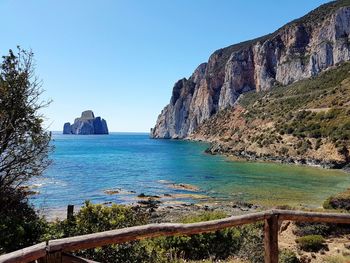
[63,110,109,135]
[151,1,350,139]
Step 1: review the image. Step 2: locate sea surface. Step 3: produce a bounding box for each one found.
[30,132,350,211]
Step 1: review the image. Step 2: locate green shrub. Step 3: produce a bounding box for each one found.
[237,222,264,263]
[0,189,47,254]
[279,248,300,263]
[156,211,242,261]
[323,189,350,211]
[295,235,326,252]
[294,222,332,237]
[323,197,335,210]
[154,212,264,263]
[45,204,264,262]
[45,201,161,263]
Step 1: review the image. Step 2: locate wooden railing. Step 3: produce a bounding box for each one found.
[1,209,350,263]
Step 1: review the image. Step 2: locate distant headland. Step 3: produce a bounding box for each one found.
[63,110,109,135]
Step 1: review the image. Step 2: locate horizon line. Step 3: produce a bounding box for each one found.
[50,130,150,134]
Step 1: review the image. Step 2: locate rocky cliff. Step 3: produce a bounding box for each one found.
[63,110,109,135]
[151,0,350,139]
[191,62,350,168]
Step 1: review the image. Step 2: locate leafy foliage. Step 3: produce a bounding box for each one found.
[154,211,242,261]
[0,188,46,254]
[279,248,300,263]
[45,203,264,263]
[0,48,52,190]
[294,222,332,237]
[0,48,51,254]
[44,201,156,263]
[295,235,326,252]
[323,189,350,211]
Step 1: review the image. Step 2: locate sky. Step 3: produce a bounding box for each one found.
[0,0,331,132]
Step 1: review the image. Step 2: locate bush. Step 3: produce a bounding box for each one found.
[237,222,264,263]
[323,196,335,210]
[295,221,350,240]
[295,235,326,252]
[45,201,160,263]
[155,212,264,263]
[155,211,242,261]
[46,204,265,262]
[279,249,300,263]
[294,222,332,237]
[0,188,47,254]
[323,190,350,211]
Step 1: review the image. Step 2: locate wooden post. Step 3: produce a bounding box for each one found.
[62,253,100,262]
[38,251,62,263]
[47,251,62,263]
[67,205,74,220]
[264,214,279,263]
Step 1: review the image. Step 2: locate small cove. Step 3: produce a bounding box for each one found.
[30,132,350,211]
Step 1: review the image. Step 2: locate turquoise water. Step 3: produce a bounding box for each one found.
[30,133,350,210]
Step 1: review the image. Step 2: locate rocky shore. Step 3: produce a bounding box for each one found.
[150,0,350,173]
[40,180,263,221]
[42,198,262,223]
[205,142,349,171]
[146,200,261,223]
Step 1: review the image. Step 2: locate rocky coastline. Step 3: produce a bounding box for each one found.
[40,180,263,221]
[150,1,350,172]
[204,141,350,171]
[43,198,262,222]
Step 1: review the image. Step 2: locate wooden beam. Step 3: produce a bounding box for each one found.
[0,242,46,263]
[48,211,269,252]
[1,209,350,263]
[264,214,279,263]
[276,209,350,224]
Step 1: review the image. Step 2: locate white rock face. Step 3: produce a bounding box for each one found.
[151,4,350,139]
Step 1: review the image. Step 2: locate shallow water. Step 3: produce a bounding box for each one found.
[30,133,350,210]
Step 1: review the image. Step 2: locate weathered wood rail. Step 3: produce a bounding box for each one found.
[1,209,350,263]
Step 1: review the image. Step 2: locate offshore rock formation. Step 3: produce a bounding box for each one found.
[63,110,108,135]
[151,1,350,139]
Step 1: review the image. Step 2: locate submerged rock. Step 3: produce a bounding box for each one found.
[63,110,109,135]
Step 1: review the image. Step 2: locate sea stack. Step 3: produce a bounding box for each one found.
[63,110,109,135]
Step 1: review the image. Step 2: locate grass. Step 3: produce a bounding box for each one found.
[323,255,350,263]
[295,235,326,252]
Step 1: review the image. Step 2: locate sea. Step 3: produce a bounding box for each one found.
[30,132,350,212]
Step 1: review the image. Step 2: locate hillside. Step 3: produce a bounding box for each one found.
[191,62,350,168]
[151,0,350,139]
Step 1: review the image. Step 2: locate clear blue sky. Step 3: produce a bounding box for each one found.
[0,0,330,132]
